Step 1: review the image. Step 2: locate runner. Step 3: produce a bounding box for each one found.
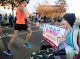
[3,0,32,55]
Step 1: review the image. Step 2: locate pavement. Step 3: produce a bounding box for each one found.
[0,25,49,59]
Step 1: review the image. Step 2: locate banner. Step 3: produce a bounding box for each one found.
[42,24,66,46]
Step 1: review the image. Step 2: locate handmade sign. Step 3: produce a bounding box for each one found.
[42,24,66,46]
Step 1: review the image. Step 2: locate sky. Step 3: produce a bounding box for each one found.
[66,0,80,17]
[0,0,80,17]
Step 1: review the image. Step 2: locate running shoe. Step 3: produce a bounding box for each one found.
[24,42,32,48]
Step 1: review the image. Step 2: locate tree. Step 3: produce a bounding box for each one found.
[55,0,67,15]
[0,0,18,16]
[36,0,67,18]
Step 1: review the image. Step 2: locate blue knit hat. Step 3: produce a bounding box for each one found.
[63,13,76,27]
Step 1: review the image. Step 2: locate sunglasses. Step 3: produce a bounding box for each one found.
[26,0,30,4]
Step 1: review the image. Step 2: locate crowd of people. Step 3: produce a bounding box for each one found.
[0,13,14,27]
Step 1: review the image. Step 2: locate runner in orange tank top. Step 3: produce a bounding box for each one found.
[16,6,26,24]
[3,0,32,55]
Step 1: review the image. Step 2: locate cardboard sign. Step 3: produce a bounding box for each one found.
[42,24,66,46]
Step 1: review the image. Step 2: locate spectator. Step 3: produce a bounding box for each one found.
[43,16,47,23]
[56,13,79,59]
[0,14,2,21]
[0,14,2,35]
[9,14,14,27]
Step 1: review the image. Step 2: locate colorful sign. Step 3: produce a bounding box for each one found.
[42,24,66,46]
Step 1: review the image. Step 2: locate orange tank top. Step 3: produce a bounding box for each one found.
[16,7,26,24]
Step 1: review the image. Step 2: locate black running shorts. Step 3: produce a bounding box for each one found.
[14,24,28,30]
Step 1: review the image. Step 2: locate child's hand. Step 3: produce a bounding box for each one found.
[57,35,66,43]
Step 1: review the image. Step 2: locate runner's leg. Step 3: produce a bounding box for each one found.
[8,30,19,48]
[26,27,32,41]
[3,30,19,55]
[24,27,32,48]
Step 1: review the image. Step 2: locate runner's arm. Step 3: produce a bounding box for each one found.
[22,8,31,24]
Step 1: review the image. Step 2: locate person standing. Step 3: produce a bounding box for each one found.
[9,14,14,27]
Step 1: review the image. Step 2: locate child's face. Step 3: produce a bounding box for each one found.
[60,18,71,29]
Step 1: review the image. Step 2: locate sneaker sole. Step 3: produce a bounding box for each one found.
[3,51,13,56]
[24,45,32,48]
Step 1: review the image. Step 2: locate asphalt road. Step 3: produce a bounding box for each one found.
[0,26,49,59]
